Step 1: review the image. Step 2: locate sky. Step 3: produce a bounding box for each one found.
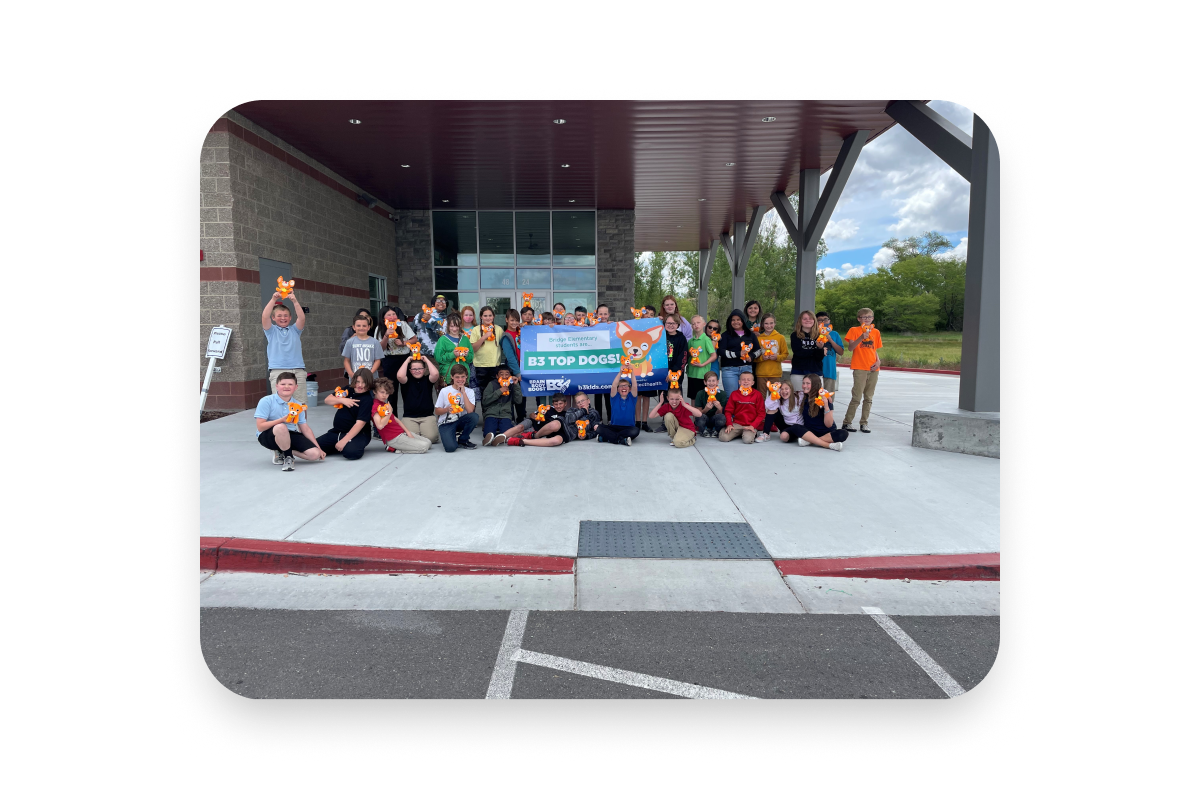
[639,100,975,283]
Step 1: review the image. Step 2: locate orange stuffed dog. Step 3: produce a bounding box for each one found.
[619,356,632,378]
[816,324,832,344]
[739,341,753,362]
[453,344,470,363]
[375,402,391,419]
[407,341,422,361]
[689,346,702,366]
[448,393,464,414]
[815,389,835,408]
[705,386,718,402]
[766,381,781,401]
[420,304,433,322]
[385,319,400,339]
[333,386,348,409]
[284,401,307,424]
[532,404,550,422]
[667,370,682,389]
[522,292,534,308]
[499,375,514,396]
[575,420,589,439]
[276,276,295,299]
[629,307,643,319]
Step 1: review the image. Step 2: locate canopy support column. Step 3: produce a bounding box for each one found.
[720,206,765,314]
[696,245,715,319]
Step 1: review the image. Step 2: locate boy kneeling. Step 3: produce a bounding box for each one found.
[650,387,702,448]
[719,371,766,444]
[254,371,324,471]
[372,377,432,454]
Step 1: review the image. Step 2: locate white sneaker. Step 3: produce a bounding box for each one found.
[755,432,770,443]
[482,433,494,446]
[281,455,295,471]
[797,439,811,447]
[829,442,843,451]
[272,450,284,465]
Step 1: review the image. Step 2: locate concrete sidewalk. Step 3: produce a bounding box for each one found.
[201,367,998,561]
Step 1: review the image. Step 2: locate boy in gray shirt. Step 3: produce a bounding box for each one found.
[341,315,385,375]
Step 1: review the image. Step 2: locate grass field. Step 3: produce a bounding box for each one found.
[836,331,962,369]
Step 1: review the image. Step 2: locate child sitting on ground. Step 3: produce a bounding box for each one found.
[371,378,432,454]
[719,370,766,444]
[796,373,848,451]
[769,381,805,445]
[480,365,524,446]
[597,373,640,445]
[569,391,601,441]
[692,370,727,439]
[507,393,570,447]
[650,387,702,448]
[316,368,375,460]
[254,371,325,471]
[434,364,479,452]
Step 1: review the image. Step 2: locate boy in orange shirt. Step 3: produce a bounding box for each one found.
[842,307,883,433]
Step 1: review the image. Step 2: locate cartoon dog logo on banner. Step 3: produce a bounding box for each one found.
[615,321,664,378]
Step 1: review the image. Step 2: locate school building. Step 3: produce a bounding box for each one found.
[199,100,998,454]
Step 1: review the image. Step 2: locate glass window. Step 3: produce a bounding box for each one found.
[516,212,551,266]
[552,268,595,291]
[434,267,478,291]
[437,292,478,313]
[517,268,552,288]
[478,211,514,266]
[552,211,596,266]
[369,275,387,318]
[480,269,515,290]
[553,292,596,312]
[433,211,477,267]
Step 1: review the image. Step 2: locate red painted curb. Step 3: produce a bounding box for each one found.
[835,365,961,375]
[775,553,999,581]
[201,538,574,576]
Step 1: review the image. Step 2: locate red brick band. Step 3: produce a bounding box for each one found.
[199,267,370,300]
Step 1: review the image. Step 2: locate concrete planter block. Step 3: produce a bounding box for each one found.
[912,402,1000,458]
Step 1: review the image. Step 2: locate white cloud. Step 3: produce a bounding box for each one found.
[823,218,859,240]
[871,247,896,271]
[839,263,866,279]
[820,267,842,283]
[934,237,968,261]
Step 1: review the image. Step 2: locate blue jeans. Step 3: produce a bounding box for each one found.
[483,415,507,437]
[721,365,751,397]
[694,411,722,435]
[438,412,479,452]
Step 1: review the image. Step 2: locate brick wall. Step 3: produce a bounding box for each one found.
[200,112,398,409]
[394,209,432,316]
[597,209,636,318]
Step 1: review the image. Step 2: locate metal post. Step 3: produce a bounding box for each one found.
[796,169,820,318]
[697,246,713,319]
[960,114,1000,413]
[199,356,218,413]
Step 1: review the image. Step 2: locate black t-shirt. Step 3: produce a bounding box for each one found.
[791,332,824,376]
[802,397,835,436]
[664,330,689,372]
[398,375,436,417]
[333,390,373,434]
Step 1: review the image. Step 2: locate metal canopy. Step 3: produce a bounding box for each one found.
[230,100,903,252]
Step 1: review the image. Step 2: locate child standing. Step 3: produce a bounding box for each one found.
[649,313,689,433]
[593,304,612,421]
[841,308,882,433]
[716,309,762,397]
[743,300,763,334]
[376,306,417,411]
[254,372,324,471]
[815,311,844,393]
[692,371,727,439]
[371,378,432,454]
[597,373,640,445]
[342,315,384,377]
[261,289,307,394]
[719,371,766,444]
[788,310,825,394]
[650,388,702,448]
[434,312,474,390]
[499,308,526,424]
[686,314,718,402]
[797,373,848,450]
[469,305,504,393]
[434,364,479,451]
[753,312,790,399]
[480,365,523,446]
[316,368,375,460]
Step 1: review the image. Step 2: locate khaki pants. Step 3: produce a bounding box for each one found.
[843,369,879,426]
[662,413,696,448]
[269,368,308,397]
[399,416,439,441]
[823,376,838,393]
[719,423,758,444]
[385,432,432,454]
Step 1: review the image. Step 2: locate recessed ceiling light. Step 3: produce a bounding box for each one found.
[761,116,776,122]
[349,119,362,124]
[568,199,575,203]
[698,198,706,202]
[553,119,566,124]
[561,164,570,168]
[400,164,410,168]
[726,162,736,166]
[442,200,449,203]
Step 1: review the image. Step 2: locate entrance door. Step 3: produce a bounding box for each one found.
[485,291,547,317]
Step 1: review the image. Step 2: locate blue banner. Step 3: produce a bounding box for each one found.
[519,319,669,395]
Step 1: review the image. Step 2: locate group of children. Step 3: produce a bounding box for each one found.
[255,286,885,470]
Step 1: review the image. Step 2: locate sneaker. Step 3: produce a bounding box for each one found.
[458,440,477,450]
[829,442,843,451]
[797,438,811,447]
[281,455,295,471]
[489,433,507,446]
[755,432,770,443]
[622,437,632,446]
[859,424,871,433]
[272,450,284,465]
[507,436,524,447]
[842,422,857,432]
[520,431,534,440]
[482,433,494,446]
[386,446,398,453]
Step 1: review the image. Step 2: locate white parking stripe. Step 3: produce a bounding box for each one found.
[862,607,965,697]
[513,648,756,700]
[485,609,528,699]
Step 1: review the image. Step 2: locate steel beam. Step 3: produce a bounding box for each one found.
[804,130,869,250]
[719,207,764,312]
[795,170,820,319]
[960,114,1000,412]
[697,246,714,319]
[886,101,973,182]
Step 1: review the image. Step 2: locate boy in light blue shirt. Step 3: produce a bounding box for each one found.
[816,311,844,393]
[262,288,307,394]
[254,371,324,471]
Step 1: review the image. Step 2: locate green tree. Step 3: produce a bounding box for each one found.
[881,231,952,261]
[879,293,940,332]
